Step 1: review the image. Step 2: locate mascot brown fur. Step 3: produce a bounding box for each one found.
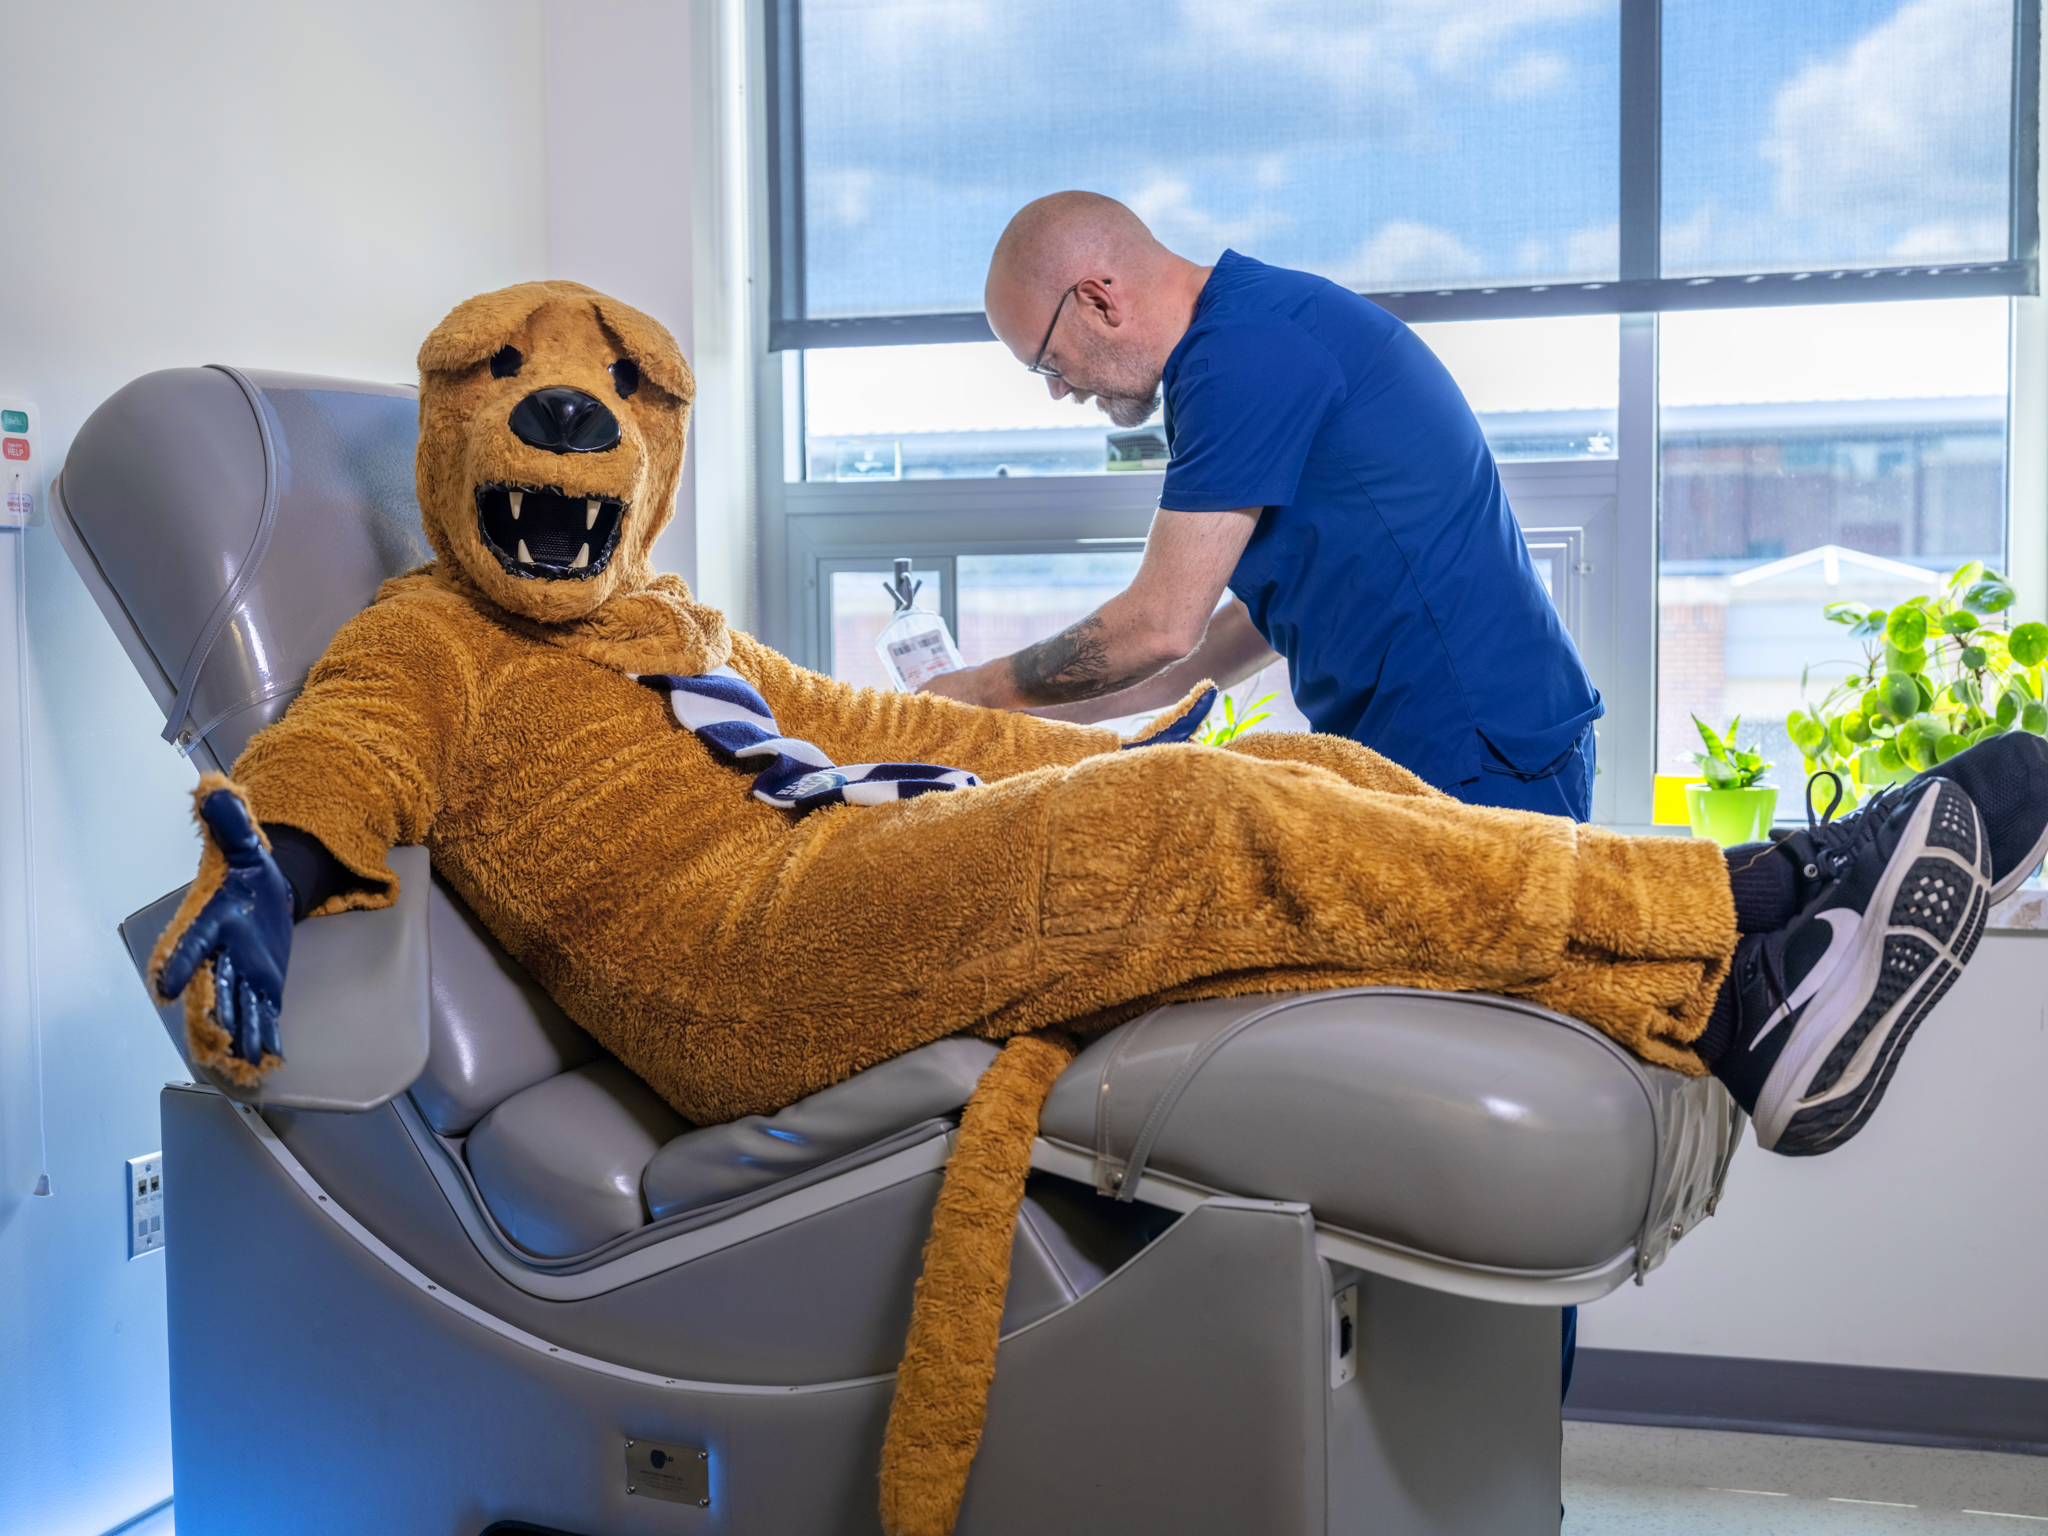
[154,280,1738,1535]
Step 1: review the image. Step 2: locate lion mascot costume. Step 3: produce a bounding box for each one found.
[150,281,1735,1535]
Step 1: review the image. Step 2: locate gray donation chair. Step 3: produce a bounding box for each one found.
[56,365,1745,1535]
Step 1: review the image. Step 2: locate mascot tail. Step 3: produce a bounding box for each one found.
[147,773,280,1087]
[878,1030,1078,1536]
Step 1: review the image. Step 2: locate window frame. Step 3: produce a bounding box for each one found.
[742,0,2046,832]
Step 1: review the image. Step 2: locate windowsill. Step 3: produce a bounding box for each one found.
[1988,880,2048,933]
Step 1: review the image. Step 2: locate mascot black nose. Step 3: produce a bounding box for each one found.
[508,388,621,454]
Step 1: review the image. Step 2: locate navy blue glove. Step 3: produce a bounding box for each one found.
[156,790,294,1068]
[1121,685,1219,749]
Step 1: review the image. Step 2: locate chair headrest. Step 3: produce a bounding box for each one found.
[55,366,432,773]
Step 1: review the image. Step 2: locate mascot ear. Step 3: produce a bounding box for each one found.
[417,280,596,378]
[591,296,695,405]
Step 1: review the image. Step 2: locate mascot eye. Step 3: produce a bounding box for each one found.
[609,359,640,399]
[489,346,523,379]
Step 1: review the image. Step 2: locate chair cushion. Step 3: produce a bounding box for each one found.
[56,367,431,772]
[1040,989,1675,1274]
[464,1059,688,1258]
[642,1038,999,1219]
[409,877,598,1134]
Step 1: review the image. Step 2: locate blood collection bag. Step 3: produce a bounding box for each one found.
[874,558,963,692]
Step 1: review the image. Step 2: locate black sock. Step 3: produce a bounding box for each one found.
[1694,970,1740,1067]
[1725,841,1797,933]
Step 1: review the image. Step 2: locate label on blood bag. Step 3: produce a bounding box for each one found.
[0,401,36,528]
[887,627,958,688]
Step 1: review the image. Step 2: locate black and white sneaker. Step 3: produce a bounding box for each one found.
[1715,776,1991,1156]
[1781,732,2048,905]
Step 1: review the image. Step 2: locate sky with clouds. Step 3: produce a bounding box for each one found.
[796,0,2015,318]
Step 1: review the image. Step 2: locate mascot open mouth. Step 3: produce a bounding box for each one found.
[475,482,627,581]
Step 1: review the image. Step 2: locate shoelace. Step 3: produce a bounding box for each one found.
[1748,772,1909,1021]
[1791,769,1907,884]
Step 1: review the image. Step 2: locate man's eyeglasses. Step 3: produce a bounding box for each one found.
[1025,283,1080,379]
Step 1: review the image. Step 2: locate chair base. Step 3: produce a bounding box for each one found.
[164,1085,1561,1535]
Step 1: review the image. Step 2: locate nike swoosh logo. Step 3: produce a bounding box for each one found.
[1749,908,1862,1052]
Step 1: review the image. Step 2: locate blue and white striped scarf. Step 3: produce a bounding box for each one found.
[640,666,1213,814]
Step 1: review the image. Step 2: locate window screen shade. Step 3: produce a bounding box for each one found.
[769,0,2037,348]
[788,0,1620,317]
[1663,0,2019,277]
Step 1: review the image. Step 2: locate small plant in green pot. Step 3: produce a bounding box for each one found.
[1687,715,1777,844]
[1787,562,2048,811]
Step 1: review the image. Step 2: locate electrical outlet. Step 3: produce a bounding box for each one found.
[1329,1282,1359,1389]
[127,1153,163,1259]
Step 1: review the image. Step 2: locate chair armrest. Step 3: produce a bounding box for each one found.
[119,845,431,1112]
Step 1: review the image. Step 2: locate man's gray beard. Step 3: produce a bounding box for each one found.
[1100,386,1162,430]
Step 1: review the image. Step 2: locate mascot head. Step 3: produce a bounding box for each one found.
[416,281,695,625]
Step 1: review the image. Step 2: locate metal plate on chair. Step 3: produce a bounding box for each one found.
[623,1438,710,1506]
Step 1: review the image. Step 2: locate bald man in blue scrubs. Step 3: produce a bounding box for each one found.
[923,190,1604,822]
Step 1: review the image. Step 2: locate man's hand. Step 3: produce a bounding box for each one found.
[920,506,1260,710]
[918,659,1007,706]
[157,790,294,1068]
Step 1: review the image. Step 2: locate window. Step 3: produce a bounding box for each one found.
[801,343,1159,482]
[1411,317,1621,462]
[826,563,944,691]
[1662,0,2017,277]
[1657,299,2011,779]
[956,553,1143,666]
[796,317,1617,486]
[749,0,2040,825]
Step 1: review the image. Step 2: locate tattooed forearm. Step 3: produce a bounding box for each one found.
[1007,613,1159,704]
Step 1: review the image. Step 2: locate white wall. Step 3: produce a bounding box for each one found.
[0,6,547,1533]
[1581,930,2048,1379]
[538,0,698,588]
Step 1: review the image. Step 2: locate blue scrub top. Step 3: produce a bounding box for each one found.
[1160,251,1603,802]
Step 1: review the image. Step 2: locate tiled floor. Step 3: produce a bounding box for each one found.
[1565,1423,2048,1533]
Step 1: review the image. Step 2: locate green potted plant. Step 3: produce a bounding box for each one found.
[1787,562,2048,813]
[1687,715,1777,843]
[1196,688,1276,746]
[1131,684,1278,747]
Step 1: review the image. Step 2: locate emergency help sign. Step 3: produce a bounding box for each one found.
[2,403,39,527]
